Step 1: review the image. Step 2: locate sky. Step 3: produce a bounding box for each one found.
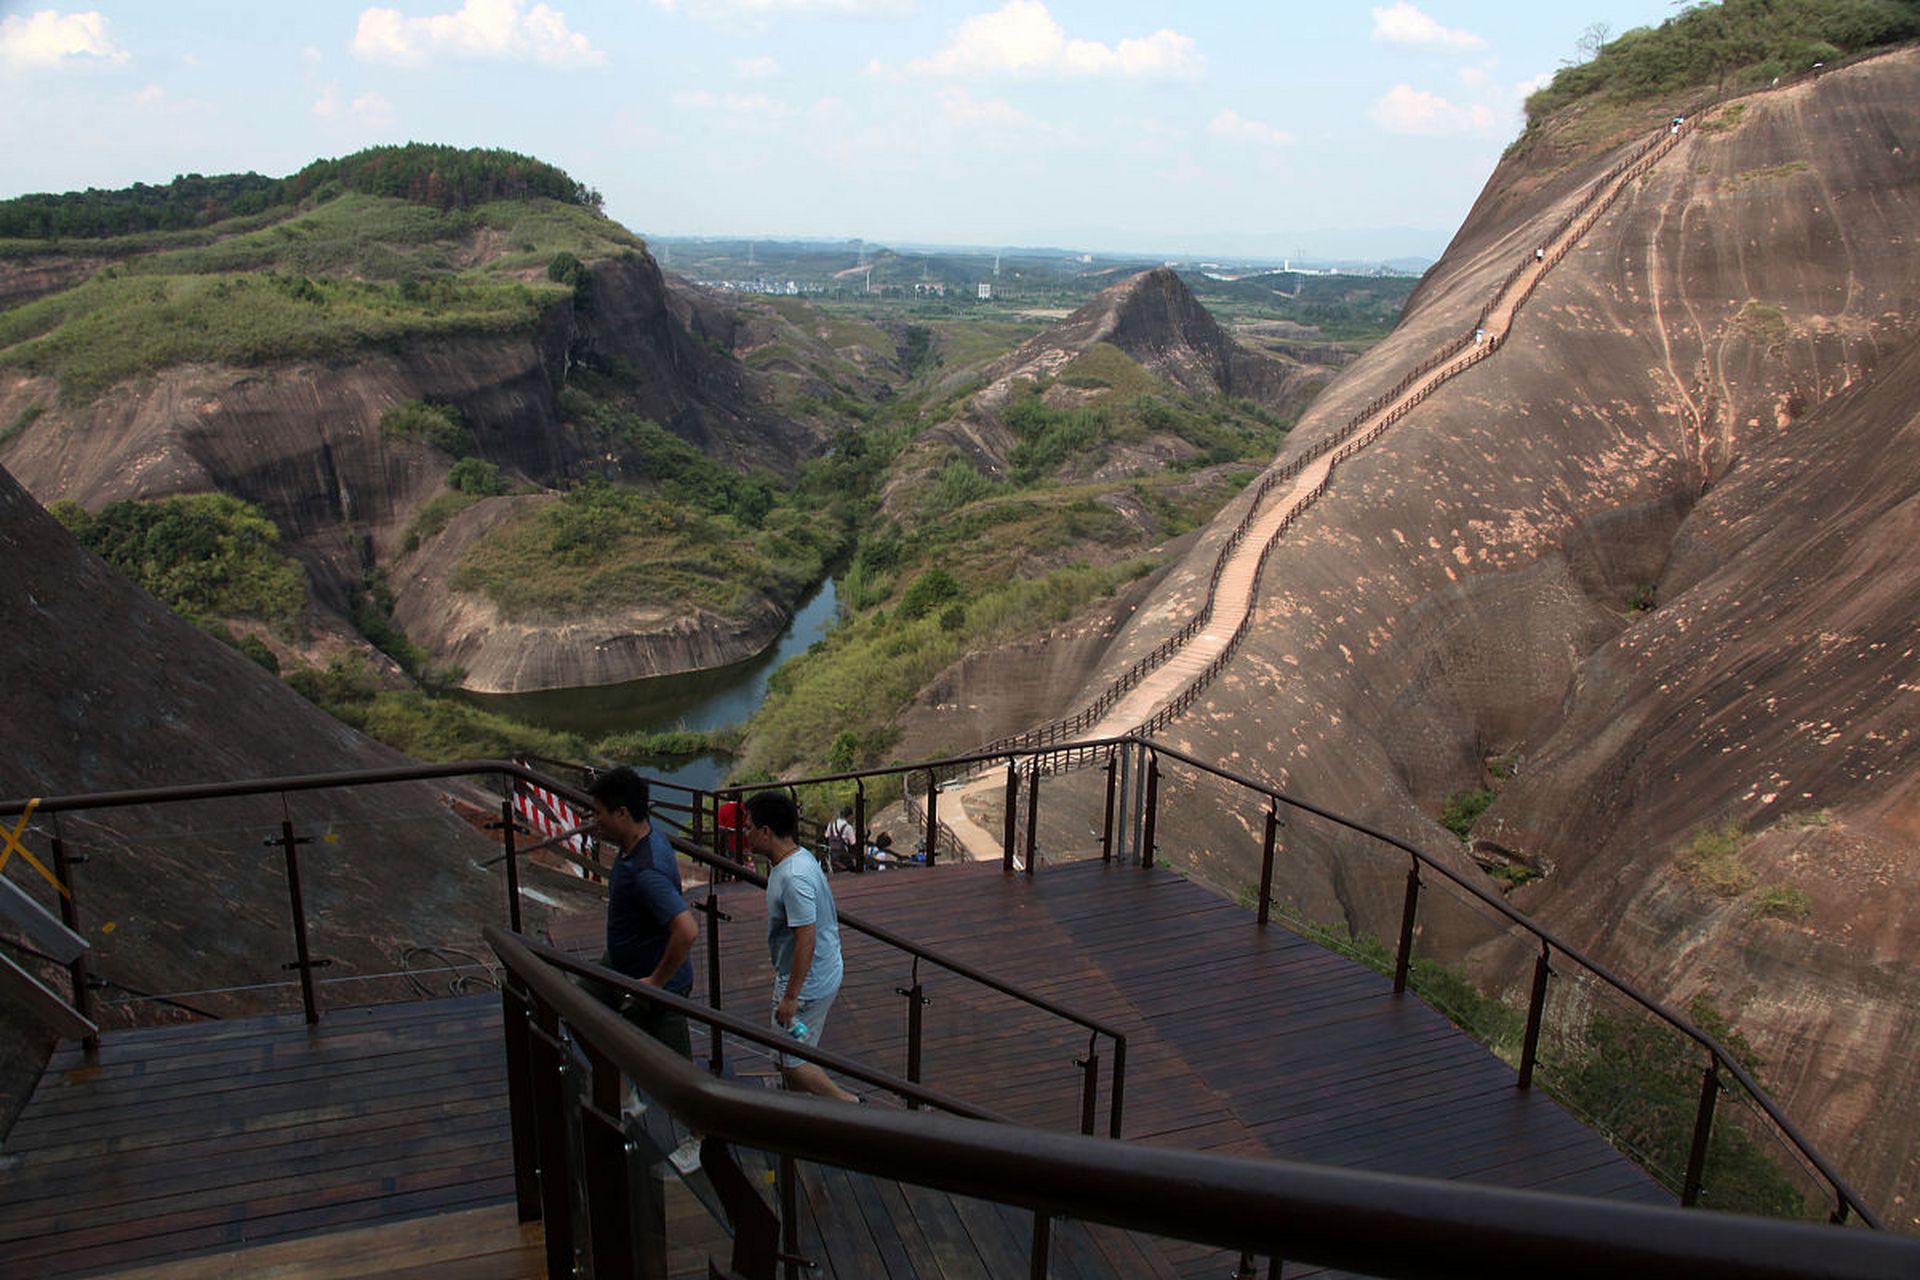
[0,1,1687,261]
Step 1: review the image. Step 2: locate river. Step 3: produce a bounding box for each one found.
[465,577,839,792]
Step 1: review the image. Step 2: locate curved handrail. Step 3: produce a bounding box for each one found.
[487,922,1920,1279]
[1037,733,1890,1229]
[511,928,1005,1121]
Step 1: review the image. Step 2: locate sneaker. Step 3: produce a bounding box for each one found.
[668,1135,703,1175]
[621,1092,648,1122]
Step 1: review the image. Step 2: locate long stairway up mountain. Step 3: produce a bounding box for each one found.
[985,98,1702,771]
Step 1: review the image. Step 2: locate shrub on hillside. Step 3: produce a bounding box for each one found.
[380,400,470,455]
[54,492,308,632]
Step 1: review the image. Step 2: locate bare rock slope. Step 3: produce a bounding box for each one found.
[1066,53,1920,1215]
[0,461,555,1128]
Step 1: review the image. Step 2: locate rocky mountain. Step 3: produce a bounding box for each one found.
[0,159,824,692]
[0,460,579,1127]
[1047,50,1920,1214]
[885,267,1329,511]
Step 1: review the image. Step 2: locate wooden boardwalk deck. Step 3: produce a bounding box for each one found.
[0,855,1665,1279]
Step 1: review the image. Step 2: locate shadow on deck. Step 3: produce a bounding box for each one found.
[0,856,1665,1278]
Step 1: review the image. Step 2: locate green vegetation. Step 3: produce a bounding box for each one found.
[452,474,832,621]
[1737,300,1790,355]
[51,493,308,632]
[740,557,1158,777]
[1678,820,1756,895]
[1524,0,1920,126]
[381,400,470,455]
[1545,993,1809,1217]
[287,655,594,762]
[1776,808,1833,829]
[1440,787,1495,839]
[447,457,508,496]
[0,143,601,242]
[0,266,562,398]
[406,490,484,548]
[1626,582,1660,612]
[1755,883,1812,920]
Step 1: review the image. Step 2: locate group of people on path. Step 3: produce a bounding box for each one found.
[585,767,864,1177]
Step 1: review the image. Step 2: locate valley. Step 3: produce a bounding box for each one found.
[5,0,1920,1228]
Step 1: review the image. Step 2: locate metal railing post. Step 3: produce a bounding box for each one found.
[1141,753,1160,870]
[1101,750,1117,862]
[1258,803,1278,927]
[1031,1212,1052,1280]
[780,1151,801,1280]
[527,1000,575,1277]
[48,815,98,1054]
[1517,943,1552,1090]
[701,886,730,1075]
[580,1037,644,1280]
[1682,1059,1722,1207]
[1109,1036,1126,1139]
[1392,860,1421,995]
[1003,760,1018,872]
[899,973,928,1107]
[924,770,939,867]
[270,815,321,1025]
[498,796,523,934]
[1113,743,1134,863]
[500,982,543,1222]
[854,780,867,874]
[1077,1041,1099,1136]
[1024,764,1040,877]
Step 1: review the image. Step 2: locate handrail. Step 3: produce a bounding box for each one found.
[511,928,1005,1121]
[1112,735,1887,1229]
[0,757,1126,1136]
[486,923,1920,1280]
[665,836,1131,1053]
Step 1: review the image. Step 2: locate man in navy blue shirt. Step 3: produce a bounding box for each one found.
[589,767,697,1060]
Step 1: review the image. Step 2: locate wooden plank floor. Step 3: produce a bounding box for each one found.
[0,996,517,1279]
[1,855,1666,1280]
[636,855,1669,1277]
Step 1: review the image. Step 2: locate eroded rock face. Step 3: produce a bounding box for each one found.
[390,493,789,693]
[0,244,820,684]
[1067,52,1920,1214]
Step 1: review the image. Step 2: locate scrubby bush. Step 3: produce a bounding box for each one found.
[447,456,508,495]
[380,400,470,455]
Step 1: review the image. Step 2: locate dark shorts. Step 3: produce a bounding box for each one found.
[583,953,694,1061]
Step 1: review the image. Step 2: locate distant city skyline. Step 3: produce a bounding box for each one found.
[1,1,1683,261]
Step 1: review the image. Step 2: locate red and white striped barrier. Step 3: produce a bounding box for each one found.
[513,781,599,881]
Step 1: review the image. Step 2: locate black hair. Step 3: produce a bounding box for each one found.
[838,805,853,818]
[587,766,649,818]
[744,789,799,840]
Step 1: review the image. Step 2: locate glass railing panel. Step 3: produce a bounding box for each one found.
[1530,964,1700,1198]
[1704,1075,1832,1221]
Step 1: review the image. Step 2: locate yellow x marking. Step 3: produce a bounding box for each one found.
[0,798,69,899]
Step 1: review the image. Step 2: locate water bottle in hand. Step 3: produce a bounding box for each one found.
[787,1019,808,1040]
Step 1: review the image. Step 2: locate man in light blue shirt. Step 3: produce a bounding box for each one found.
[745,789,860,1101]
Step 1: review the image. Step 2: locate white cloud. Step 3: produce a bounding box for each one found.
[1456,66,1487,87]
[353,0,603,68]
[1371,3,1484,52]
[672,88,791,118]
[1514,71,1553,98]
[130,83,211,114]
[736,54,779,78]
[1371,83,1496,135]
[351,90,397,127]
[655,0,911,16]
[902,0,1201,80]
[1209,108,1290,148]
[0,9,129,69]
[937,87,1032,130]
